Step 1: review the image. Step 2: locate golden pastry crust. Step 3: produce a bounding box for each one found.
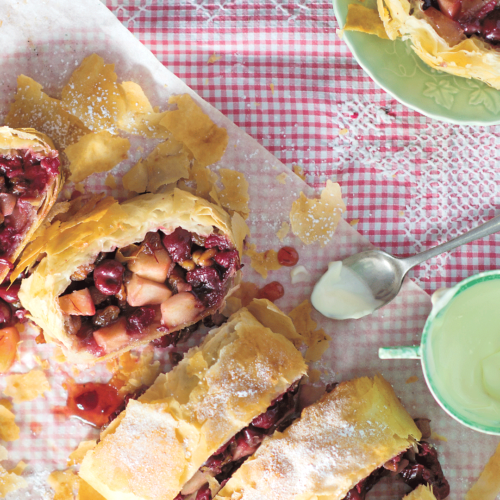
[378,0,500,89]
[404,484,438,500]
[18,188,241,364]
[215,375,421,500]
[0,126,62,283]
[79,303,307,500]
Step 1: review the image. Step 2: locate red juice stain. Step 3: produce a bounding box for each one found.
[30,422,42,435]
[54,378,124,427]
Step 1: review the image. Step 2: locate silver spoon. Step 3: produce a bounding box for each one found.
[316,214,500,318]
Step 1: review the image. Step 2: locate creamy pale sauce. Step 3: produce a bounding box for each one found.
[429,279,500,426]
[311,261,382,320]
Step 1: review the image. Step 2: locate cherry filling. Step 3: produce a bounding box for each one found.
[343,438,450,500]
[0,151,60,276]
[174,381,302,500]
[58,228,240,356]
[421,0,500,44]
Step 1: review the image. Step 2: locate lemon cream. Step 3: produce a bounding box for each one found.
[428,279,500,427]
[311,261,383,320]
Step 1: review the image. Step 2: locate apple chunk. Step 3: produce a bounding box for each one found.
[93,317,129,353]
[161,292,203,329]
[127,248,173,283]
[126,273,172,307]
[0,327,20,373]
[59,288,96,316]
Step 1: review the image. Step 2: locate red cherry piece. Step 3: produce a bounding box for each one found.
[0,299,12,326]
[93,260,124,295]
[204,233,232,250]
[277,246,299,267]
[162,227,192,262]
[126,306,156,336]
[0,284,20,303]
[257,281,284,303]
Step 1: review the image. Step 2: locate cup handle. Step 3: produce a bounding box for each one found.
[379,345,422,359]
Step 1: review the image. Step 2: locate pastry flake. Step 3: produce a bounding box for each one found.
[288,299,331,361]
[123,139,190,194]
[217,168,250,219]
[117,81,170,139]
[4,75,90,150]
[276,221,290,241]
[48,469,79,500]
[244,244,281,279]
[344,4,390,39]
[404,484,438,499]
[65,131,130,184]
[0,405,19,441]
[3,369,51,404]
[290,180,346,247]
[0,446,27,497]
[61,54,126,133]
[160,94,228,168]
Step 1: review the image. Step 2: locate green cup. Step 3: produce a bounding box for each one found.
[380,270,500,435]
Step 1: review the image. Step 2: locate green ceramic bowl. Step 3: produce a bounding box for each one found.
[333,0,500,125]
[380,270,500,435]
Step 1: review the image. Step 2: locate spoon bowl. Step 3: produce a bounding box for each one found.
[342,250,408,308]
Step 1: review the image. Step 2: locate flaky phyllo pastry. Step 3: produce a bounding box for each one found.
[215,375,449,500]
[378,0,500,88]
[0,126,61,283]
[17,188,246,363]
[79,304,308,500]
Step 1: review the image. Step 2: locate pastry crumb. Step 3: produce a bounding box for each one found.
[276,172,288,184]
[244,244,281,278]
[292,164,306,181]
[288,300,331,361]
[47,469,79,500]
[207,54,222,64]
[406,375,419,384]
[0,405,19,441]
[3,369,51,404]
[276,221,290,242]
[0,445,27,496]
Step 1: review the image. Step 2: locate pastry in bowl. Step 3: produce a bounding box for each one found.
[378,0,500,88]
[0,126,62,283]
[79,303,308,500]
[18,189,243,363]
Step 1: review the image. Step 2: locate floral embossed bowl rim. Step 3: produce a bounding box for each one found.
[333,0,500,125]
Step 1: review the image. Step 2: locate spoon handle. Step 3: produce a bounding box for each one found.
[400,214,500,271]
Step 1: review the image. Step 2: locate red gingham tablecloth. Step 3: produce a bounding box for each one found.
[104,0,500,294]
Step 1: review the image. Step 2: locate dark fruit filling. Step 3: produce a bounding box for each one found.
[58,228,240,357]
[0,279,26,329]
[174,380,302,500]
[343,438,450,500]
[421,0,500,44]
[0,151,60,275]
